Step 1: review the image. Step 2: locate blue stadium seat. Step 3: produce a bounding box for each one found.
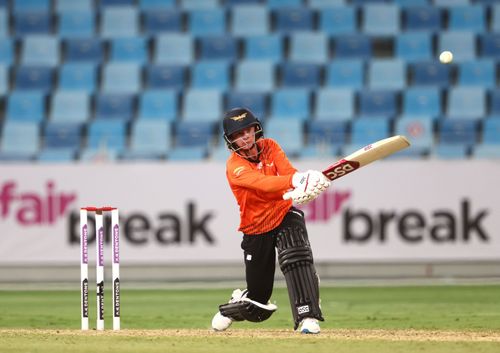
[101,7,139,38]
[99,0,134,7]
[7,92,45,123]
[146,65,186,90]
[58,63,96,92]
[274,8,313,33]
[191,61,230,90]
[446,87,485,119]
[334,35,372,60]
[359,90,397,118]
[65,38,103,63]
[95,94,135,121]
[56,0,93,12]
[281,63,321,88]
[438,119,477,146]
[448,5,485,32]
[491,4,500,32]
[306,120,349,147]
[209,145,230,161]
[129,119,171,155]
[309,0,347,7]
[0,65,7,95]
[102,63,141,93]
[404,6,442,31]
[265,119,303,156]
[198,36,238,62]
[434,0,469,5]
[182,89,222,122]
[0,121,40,157]
[110,37,147,63]
[268,0,301,7]
[350,118,390,146]
[244,34,283,63]
[0,9,8,37]
[226,0,261,5]
[226,92,267,118]
[168,146,207,161]
[14,12,51,35]
[175,121,215,147]
[270,88,310,121]
[457,60,495,88]
[481,119,500,144]
[188,8,225,36]
[325,59,363,88]
[13,0,50,13]
[431,144,469,159]
[368,59,405,90]
[21,35,59,66]
[138,90,177,121]
[438,32,476,63]
[289,32,329,63]
[15,66,53,91]
[37,148,77,162]
[480,34,500,58]
[319,7,356,35]
[43,122,83,149]
[154,34,193,64]
[403,87,441,118]
[391,0,426,7]
[362,4,400,36]
[489,90,500,117]
[180,0,218,10]
[473,144,500,159]
[87,120,127,152]
[314,88,354,121]
[235,60,274,92]
[395,118,433,152]
[143,10,182,34]
[395,32,432,63]
[0,39,13,65]
[50,91,90,122]
[58,11,95,38]
[139,0,176,10]
[231,5,269,36]
[411,62,451,87]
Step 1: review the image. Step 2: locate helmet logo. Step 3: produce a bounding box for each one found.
[230,112,247,121]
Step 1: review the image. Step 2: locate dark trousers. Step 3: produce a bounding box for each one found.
[241,207,307,304]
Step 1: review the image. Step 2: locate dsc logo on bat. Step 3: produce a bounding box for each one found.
[323,160,360,180]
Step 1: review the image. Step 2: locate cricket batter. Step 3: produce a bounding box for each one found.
[211,108,331,334]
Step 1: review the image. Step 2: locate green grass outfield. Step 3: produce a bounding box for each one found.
[1,285,499,353]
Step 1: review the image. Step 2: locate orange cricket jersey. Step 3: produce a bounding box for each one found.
[226,138,297,235]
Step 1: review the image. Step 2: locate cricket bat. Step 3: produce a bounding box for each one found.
[322,135,410,181]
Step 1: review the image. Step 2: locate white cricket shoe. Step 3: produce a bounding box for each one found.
[211,311,233,331]
[299,317,320,334]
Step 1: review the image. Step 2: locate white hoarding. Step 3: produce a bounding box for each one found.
[0,160,499,264]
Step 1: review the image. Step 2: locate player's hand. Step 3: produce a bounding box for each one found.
[291,170,330,195]
[285,170,330,204]
[282,188,317,204]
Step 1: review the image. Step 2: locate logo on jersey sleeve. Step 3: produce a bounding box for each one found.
[233,166,245,176]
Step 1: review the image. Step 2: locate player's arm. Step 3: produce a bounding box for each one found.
[227,165,293,193]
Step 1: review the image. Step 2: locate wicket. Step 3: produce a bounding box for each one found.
[80,206,120,331]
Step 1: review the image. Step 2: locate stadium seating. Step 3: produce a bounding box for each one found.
[0,0,499,162]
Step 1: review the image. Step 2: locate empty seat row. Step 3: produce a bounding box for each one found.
[2,116,500,162]
[3,87,500,124]
[2,59,499,97]
[3,4,500,37]
[2,32,500,68]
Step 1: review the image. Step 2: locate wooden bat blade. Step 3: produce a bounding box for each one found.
[322,135,410,181]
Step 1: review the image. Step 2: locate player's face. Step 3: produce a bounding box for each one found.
[231,126,256,150]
